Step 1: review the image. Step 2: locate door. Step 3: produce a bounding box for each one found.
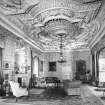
[0,48,2,71]
[0,48,3,85]
[76,60,86,80]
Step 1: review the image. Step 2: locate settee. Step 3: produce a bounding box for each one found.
[44,77,61,87]
[35,77,61,88]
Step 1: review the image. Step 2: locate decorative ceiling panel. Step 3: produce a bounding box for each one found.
[0,0,103,51]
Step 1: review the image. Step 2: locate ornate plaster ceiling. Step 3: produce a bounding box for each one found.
[0,0,103,51]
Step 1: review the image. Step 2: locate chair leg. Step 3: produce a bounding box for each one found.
[16,97,18,102]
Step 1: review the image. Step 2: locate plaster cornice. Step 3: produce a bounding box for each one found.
[73,48,90,52]
[44,48,90,53]
[88,2,105,49]
[0,12,44,52]
[43,15,82,24]
[33,7,98,19]
[89,23,105,49]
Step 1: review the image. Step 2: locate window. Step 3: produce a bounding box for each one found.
[49,62,56,71]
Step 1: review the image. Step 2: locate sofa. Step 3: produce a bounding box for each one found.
[44,77,61,87]
[35,77,61,88]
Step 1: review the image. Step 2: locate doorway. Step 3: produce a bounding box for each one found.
[0,48,2,71]
[0,48,3,86]
[18,77,22,86]
[76,60,86,80]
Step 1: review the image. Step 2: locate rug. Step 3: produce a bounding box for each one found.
[3,87,83,105]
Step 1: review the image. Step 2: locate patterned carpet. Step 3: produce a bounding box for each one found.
[3,87,83,105]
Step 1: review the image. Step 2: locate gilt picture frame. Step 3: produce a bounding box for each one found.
[3,61,11,69]
[49,62,56,71]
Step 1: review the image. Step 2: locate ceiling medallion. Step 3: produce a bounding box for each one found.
[44,19,79,39]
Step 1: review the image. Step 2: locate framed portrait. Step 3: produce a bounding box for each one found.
[49,62,56,71]
[3,61,11,69]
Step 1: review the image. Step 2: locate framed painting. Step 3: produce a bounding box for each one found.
[3,61,11,69]
[49,62,56,71]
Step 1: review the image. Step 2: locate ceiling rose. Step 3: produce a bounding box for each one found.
[44,19,79,39]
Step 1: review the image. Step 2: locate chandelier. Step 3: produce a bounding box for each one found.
[58,34,66,63]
